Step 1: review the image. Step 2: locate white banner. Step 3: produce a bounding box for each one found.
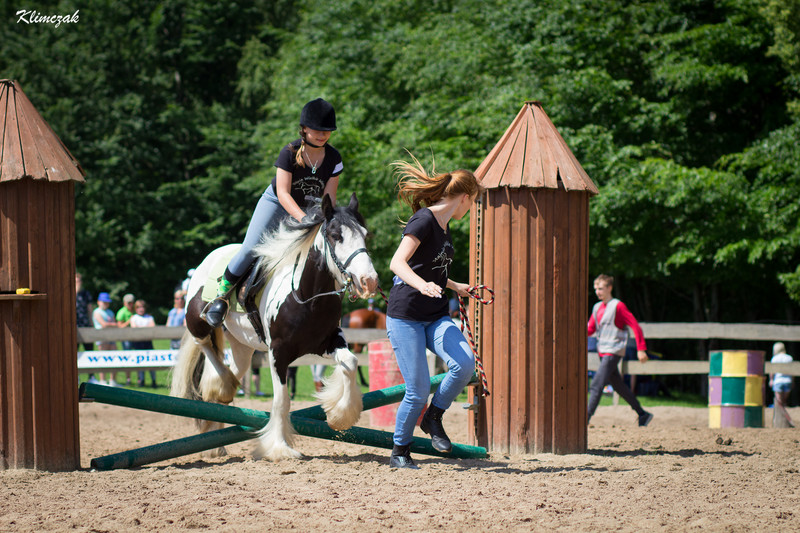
[77,349,232,370]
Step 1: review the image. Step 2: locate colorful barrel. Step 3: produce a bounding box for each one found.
[368,340,404,427]
[708,350,765,428]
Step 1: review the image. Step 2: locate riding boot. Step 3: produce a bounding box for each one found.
[389,444,419,469]
[420,404,452,453]
[203,277,235,328]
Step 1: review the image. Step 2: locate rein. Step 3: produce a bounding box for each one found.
[291,219,369,305]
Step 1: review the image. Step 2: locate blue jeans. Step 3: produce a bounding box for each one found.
[386,315,474,446]
[227,187,288,278]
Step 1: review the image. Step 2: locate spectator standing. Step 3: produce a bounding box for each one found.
[131,299,158,388]
[181,269,195,294]
[587,274,653,426]
[167,290,186,350]
[239,351,270,398]
[75,272,94,352]
[92,292,119,386]
[75,272,97,382]
[311,364,325,393]
[116,293,136,386]
[770,342,795,428]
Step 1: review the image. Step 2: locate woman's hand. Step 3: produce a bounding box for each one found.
[447,280,470,297]
[419,281,443,299]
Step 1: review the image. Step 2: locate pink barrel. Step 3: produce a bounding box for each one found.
[368,340,404,426]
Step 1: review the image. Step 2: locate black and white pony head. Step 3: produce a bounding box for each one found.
[254,193,378,299]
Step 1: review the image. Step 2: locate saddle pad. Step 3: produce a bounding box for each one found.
[200,245,250,314]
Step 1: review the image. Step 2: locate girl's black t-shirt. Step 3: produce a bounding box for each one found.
[387,208,454,322]
[271,139,343,208]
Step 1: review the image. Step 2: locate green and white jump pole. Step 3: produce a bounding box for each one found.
[79,373,487,470]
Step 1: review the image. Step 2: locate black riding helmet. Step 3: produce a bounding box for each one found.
[300,98,337,131]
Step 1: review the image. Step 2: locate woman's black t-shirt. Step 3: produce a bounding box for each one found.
[271,139,343,208]
[387,208,454,322]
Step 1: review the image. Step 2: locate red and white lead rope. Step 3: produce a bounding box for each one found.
[457,285,494,397]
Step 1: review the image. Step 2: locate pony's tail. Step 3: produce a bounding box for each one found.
[170,329,204,401]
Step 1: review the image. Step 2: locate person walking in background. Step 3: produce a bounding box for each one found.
[587,274,653,427]
[770,342,795,428]
[203,98,342,328]
[116,293,136,385]
[167,290,186,351]
[131,299,158,388]
[91,292,119,386]
[385,154,481,469]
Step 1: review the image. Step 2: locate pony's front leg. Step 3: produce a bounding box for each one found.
[318,333,363,430]
[255,356,301,461]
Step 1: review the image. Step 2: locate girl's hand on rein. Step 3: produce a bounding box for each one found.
[420,281,443,298]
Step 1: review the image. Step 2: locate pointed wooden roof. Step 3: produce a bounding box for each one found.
[0,79,85,183]
[475,101,597,194]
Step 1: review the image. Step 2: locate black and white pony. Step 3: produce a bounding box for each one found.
[171,194,378,461]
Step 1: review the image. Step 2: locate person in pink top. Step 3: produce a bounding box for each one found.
[587,274,653,426]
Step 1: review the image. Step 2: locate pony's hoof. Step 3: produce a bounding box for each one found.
[201,446,227,458]
[320,391,363,430]
[325,408,361,431]
[253,443,302,462]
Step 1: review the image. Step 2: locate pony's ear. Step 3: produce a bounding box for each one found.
[348,192,359,213]
[321,194,335,220]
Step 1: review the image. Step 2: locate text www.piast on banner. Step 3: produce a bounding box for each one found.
[16,9,80,28]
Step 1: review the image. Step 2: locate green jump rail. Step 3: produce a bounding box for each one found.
[79,373,487,470]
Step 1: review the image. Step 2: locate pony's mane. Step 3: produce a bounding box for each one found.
[252,203,365,279]
[252,210,322,278]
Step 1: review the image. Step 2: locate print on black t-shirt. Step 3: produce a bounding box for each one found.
[271,139,343,207]
[296,175,325,198]
[432,242,454,279]
[387,208,453,322]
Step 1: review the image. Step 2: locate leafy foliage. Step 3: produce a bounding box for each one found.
[2,0,799,326]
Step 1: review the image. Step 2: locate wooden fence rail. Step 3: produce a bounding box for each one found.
[640,322,800,342]
[78,322,800,344]
[77,323,800,376]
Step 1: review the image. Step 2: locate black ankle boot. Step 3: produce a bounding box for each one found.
[389,444,419,469]
[203,297,229,328]
[420,404,452,452]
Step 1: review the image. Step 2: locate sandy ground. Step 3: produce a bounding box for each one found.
[2,399,799,532]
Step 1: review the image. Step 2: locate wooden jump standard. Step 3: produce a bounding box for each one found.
[79,373,487,470]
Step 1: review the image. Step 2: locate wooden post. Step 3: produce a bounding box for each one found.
[1,80,85,471]
[1,181,81,470]
[467,102,597,454]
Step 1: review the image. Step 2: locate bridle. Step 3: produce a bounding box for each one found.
[291,218,369,304]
